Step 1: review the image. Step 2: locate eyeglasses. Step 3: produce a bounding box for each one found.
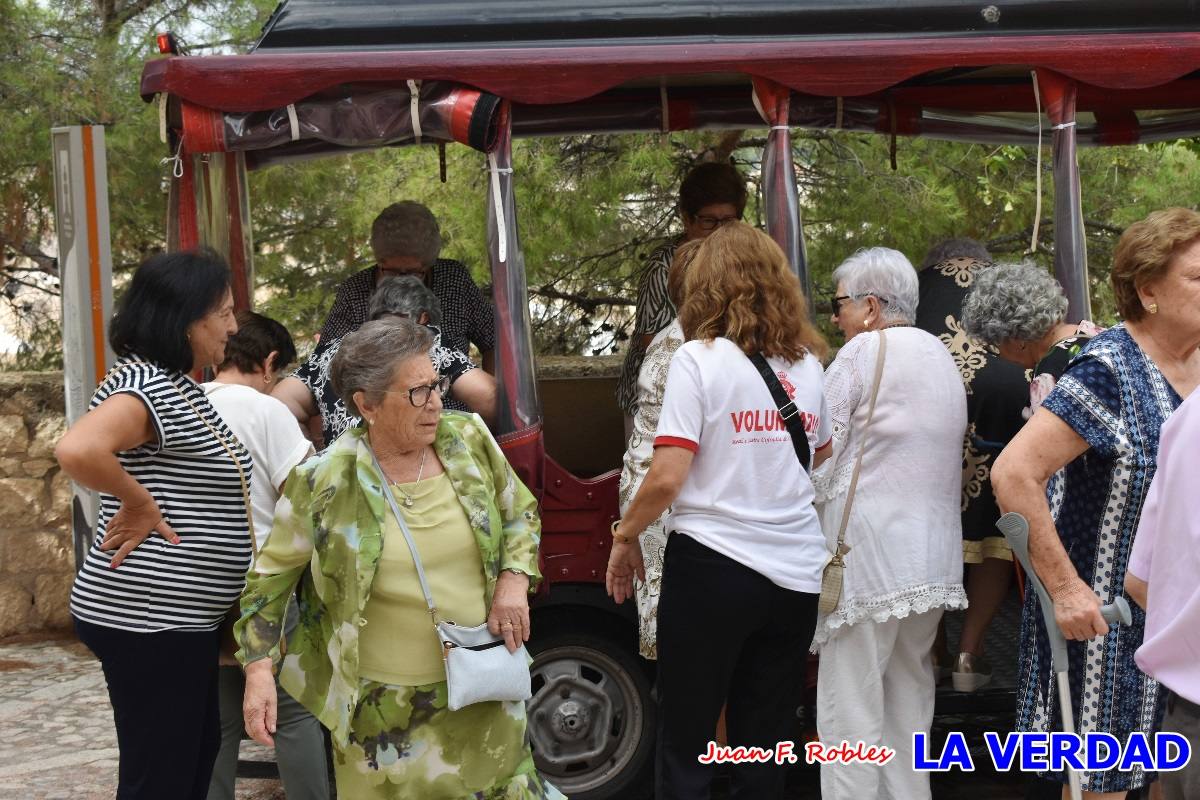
[693,214,741,231]
[383,375,450,408]
[829,293,890,317]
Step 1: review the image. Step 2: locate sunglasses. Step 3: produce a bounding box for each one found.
[829,293,890,317]
[693,214,741,231]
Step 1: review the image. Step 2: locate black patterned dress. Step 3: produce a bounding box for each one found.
[915,257,1030,562]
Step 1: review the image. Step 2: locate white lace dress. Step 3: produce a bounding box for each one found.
[618,319,684,659]
[811,327,969,647]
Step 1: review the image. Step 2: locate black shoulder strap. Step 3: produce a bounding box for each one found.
[748,352,811,473]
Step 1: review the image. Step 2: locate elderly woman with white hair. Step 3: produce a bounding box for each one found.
[961,261,1103,417]
[813,247,968,800]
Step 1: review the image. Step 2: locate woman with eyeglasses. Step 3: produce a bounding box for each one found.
[616,161,748,440]
[813,247,968,800]
[236,317,563,800]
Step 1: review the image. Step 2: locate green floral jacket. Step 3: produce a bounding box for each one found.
[234,412,542,745]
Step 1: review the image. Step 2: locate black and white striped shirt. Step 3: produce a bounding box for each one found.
[69,358,254,632]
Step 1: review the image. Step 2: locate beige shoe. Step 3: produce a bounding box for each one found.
[952,652,992,692]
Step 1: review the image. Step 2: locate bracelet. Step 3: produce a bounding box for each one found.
[611,520,636,544]
[502,567,528,578]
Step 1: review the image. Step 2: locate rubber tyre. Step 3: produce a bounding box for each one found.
[526,617,655,800]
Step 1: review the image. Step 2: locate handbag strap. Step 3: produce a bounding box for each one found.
[832,331,887,562]
[748,352,811,472]
[367,442,440,626]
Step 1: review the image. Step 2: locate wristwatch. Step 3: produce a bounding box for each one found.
[611,520,635,544]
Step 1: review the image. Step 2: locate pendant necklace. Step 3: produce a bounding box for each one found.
[395,448,427,508]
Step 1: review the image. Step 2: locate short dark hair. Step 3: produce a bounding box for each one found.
[919,237,992,271]
[678,162,748,218]
[109,250,231,373]
[219,311,297,375]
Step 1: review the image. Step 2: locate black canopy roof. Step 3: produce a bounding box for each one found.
[253,0,1199,52]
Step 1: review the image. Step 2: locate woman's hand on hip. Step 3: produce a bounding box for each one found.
[243,659,278,747]
[488,571,531,653]
[1051,576,1109,640]
[100,496,179,567]
[605,540,645,605]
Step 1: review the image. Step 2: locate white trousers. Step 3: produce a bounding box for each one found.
[816,608,944,800]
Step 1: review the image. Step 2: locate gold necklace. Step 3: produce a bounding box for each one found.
[393,448,428,508]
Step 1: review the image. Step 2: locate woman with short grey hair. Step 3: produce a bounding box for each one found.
[317,201,496,370]
[239,316,560,800]
[961,262,1103,415]
[275,275,496,448]
[830,246,919,332]
[815,246,967,800]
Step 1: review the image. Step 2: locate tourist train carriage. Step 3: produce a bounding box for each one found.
[139,2,1200,795]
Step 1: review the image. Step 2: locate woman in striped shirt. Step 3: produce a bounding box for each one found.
[56,250,249,800]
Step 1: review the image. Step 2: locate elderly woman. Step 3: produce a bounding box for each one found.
[274,274,496,446]
[237,318,562,800]
[616,161,748,437]
[318,201,495,369]
[56,250,246,799]
[618,239,700,659]
[991,208,1200,800]
[814,247,967,800]
[608,222,830,799]
[914,238,1028,694]
[201,312,325,800]
[962,261,1103,417]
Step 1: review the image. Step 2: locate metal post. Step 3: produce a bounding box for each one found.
[50,125,114,570]
[1038,71,1090,323]
[754,79,812,311]
[486,103,544,496]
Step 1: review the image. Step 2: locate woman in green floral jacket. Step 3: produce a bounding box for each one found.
[235,318,564,800]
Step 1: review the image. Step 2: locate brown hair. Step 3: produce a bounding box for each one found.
[679,222,827,361]
[678,162,748,218]
[1112,207,1200,321]
[666,239,703,308]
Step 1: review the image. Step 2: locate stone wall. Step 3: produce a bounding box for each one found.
[0,372,71,637]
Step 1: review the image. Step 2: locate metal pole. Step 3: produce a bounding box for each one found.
[1038,71,1091,323]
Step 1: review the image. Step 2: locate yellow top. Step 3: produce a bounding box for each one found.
[358,472,488,685]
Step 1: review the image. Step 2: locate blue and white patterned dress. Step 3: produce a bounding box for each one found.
[1015,324,1180,793]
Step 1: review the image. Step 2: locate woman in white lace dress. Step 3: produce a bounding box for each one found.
[813,247,968,800]
[617,241,699,659]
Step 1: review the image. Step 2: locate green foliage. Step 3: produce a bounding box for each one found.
[4,1,1200,367]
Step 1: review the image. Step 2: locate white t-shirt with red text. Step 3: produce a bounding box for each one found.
[654,337,832,593]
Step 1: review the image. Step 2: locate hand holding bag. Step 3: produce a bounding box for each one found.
[369,444,532,711]
[818,330,887,615]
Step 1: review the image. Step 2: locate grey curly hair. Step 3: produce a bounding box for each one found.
[370,201,442,267]
[832,247,919,324]
[330,317,434,418]
[368,275,443,325]
[960,261,1068,346]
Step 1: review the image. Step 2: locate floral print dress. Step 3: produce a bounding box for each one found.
[1015,325,1178,793]
[235,415,562,800]
[618,318,684,659]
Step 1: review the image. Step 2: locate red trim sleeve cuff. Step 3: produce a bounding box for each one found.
[816,438,833,452]
[654,435,699,453]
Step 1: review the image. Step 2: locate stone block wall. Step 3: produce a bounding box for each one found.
[0,372,71,637]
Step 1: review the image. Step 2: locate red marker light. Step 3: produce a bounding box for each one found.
[156,32,177,55]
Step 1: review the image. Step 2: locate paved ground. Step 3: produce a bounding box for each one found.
[0,634,285,800]
[1,627,1033,800]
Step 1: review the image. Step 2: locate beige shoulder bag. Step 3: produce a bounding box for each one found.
[819,330,887,615]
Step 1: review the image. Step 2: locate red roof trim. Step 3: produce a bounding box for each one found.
[142,32,1200,112]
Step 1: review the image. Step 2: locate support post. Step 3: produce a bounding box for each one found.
[50,125,114,570]
[1037,71,1091,323]
[486,103,544,497]
[753,78,811,311]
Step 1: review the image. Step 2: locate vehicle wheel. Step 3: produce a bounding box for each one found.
[526,620,655,800]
